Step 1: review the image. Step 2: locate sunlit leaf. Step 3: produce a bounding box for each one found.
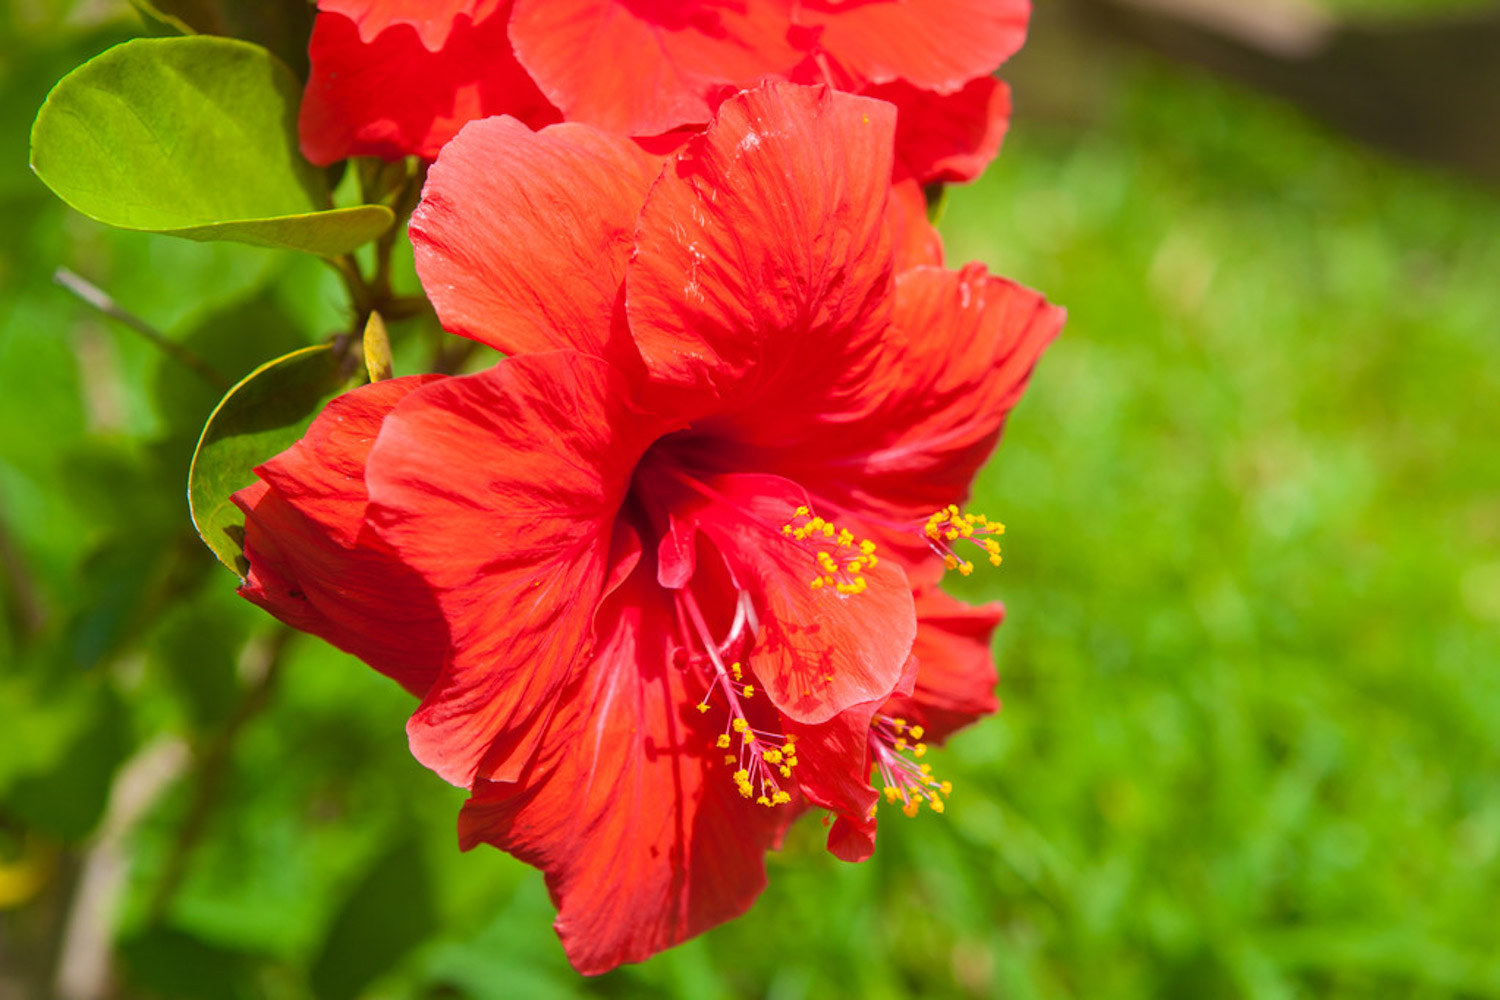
[189,344,362,576]
[30,36,391,255]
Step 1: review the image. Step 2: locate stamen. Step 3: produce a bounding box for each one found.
[870,715,951,818]
[676,589,797,807]
[923,504,1005,577]
[781,507,879,595]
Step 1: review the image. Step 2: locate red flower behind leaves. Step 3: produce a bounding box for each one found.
[242,82,1061,972]
[299,0,1029,183]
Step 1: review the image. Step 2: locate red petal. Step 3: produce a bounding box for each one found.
[800,0,1030,92]
[869,75,1012,185]
[234,376,446,697]
[509,0,803,136]
[676,473,917,725]
[364,354,666,786]
[788,650,917,862]
[299,4,559,165]
[887,176,944,272]
[456,566,788,974]
[410,116,662,364]
[883,586,1003,743]
[764,263,1063,567]
[627,82,895,425]
[317,0,496,49]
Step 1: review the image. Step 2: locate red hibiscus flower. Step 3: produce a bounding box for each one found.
[243,81,1062,972]
[299,0,1029,184]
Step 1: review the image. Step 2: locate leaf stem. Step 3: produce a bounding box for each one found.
[53,268,230,391]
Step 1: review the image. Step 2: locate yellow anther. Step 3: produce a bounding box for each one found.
[734,768,749,782]
[902,799,921,818]
[939,781,953,795]
[757,795,771,806]
[836,528,854,547]
[810,577,825,589]
[743,684,755,698]
[763,749,783,765]
[958,561,974,577]
[716,734,732,749]
[859,539,877,556]
[732,718,749,733]
[929,797,945,814]
[795,505,809,516]
[909,725,925,740]
[779,766,791,777]
[731,662,743,680]
[773,791,792,805]
[913,743,928,758]
[893,719,907,732]
[696,703,710,714]
[944,554,959,570]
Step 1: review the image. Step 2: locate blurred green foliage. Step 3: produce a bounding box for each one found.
[2,1,1498,998]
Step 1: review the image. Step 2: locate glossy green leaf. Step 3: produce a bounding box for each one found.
[189,344,361,576]
[30,36,392,255]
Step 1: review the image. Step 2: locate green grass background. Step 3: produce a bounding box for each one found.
[2,1,1498,997]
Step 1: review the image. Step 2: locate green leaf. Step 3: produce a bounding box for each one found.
[128,0,316,78]
[189,344,362,576]
[310,832,438,1000]
[30,36,392,256]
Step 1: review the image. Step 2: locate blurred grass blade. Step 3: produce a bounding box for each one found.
[30,36,392,256]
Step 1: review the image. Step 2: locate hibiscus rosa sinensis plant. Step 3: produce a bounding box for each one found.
[236,82,1062,971]
[27,0,1062,980]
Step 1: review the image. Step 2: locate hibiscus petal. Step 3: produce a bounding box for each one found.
[409,116,662,364]
[673,473,917,725]
[786,652,917,862]
[800,0,1030,93]
[365,353,666,786]
[628,81,895,426]
[317,0,497,50]
[299,4,559,165]
[757,263,1063,566]
[887,176,944,272]
[868,75,1012,186]
[883,587,1003,744]
[456,565,788,975]
[234,376,447,697]
[509,0,804,137]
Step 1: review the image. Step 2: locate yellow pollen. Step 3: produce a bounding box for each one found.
[732,718,749,733]
[716,734,732,749]
[695,703,710,714]
[780,508,880,595]
[925,505,1006,579]
[909,726,925,740]
[742,684,755,698]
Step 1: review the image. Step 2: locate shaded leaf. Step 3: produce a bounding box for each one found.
[128,0,316,78]
[310,832,438,1000]
[30,36,392,256]
[119,924,257,1000]
[189,344,363,576]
